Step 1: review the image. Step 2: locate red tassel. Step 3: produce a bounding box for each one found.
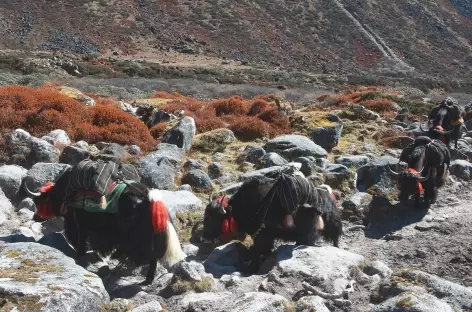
[40,181,55,194]
[221,216,237,237]
[35,202,55,220]
[150,200,168,233]
[216,197,229,207]
[417,183,424,194]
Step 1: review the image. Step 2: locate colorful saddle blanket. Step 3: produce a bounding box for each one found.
[67,180,135,213]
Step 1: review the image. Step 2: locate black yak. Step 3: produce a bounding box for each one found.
[26,167,186,285]
[420,98,465,149]
[389,136,450,209]
[201,166,342,272]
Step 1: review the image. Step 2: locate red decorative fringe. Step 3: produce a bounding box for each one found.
[221,216,238,237]
[150,200,168,233]
[40,181,55,193]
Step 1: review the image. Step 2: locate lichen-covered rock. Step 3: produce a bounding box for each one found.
[159,190,203,218]
[264,135,328,160]
[0,165,27,200]
[0,242,109,311]
[193,128,236,152]
[163,116,196,151]
[181,169,213,191]
[373,292,454,312]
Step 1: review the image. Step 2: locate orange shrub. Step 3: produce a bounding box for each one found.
[258,108,291,131]
[150,122,169,139]
[150,91,186,99]
[212,97,248,116]
[195,118,227,133]
[247,99,270,116]
[228,116,271,141]
[361,99,396,113]
[0,85,156,151]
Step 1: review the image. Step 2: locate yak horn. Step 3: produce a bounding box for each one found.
[209,192,215,203]
[219,195,227,214]
[417,168,431,182]
[387,164,399,177]
[24,183,41,197]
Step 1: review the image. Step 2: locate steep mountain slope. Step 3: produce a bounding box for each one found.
[0,0,471,77]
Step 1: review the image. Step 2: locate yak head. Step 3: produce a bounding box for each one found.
[25,182,57,222]
[389,164,430,203]
[201,193,236,243]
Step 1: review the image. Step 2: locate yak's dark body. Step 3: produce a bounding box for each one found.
[31,168,182,284]
[202,173,342,272]
[395,136,450,208]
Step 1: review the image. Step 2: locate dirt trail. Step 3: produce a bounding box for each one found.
[343,180,472,287]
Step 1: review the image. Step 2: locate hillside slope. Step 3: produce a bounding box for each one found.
[0,0,471,77]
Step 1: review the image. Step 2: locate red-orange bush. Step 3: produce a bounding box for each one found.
[360,99,396,113]
[195,118,227,133]
[212,97,248,116]
[150,91,187,99]
[150,122,169,139]
[258,108,291,132]
[247,99,270,116]
[228,116,271,141]
[0,86,156,151]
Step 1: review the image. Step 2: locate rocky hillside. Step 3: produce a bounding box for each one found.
[1,0,472,78]
[1,85,472,311]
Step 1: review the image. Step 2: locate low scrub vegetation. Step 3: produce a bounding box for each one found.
[0,85,156,151]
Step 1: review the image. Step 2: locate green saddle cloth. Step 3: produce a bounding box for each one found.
[68,181,135,213]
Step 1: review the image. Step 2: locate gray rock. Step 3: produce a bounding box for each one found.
[204,242,240,278]
[163,116,196,151]
[240,164,301,182]
[60,145,91,166]
[335,155,370,169]
[131,301,163,312]
[342,192,372,211]
[128,145,142,155]
[173,261,206,281]
[213,152,226,161]
[450,159,472,180]
[264,135,328,161]
[0,165,27,200]
[363,261,393,278]
[28,137,60,163]
[215,173,236,186]
[17,208,34,223]
[4,129,31,145]
[38,232,77,258]
[0,242,109,311]
[398,270,472,310]
[258,152,288,169]
[193,128,236,152]
[24,163,71,191]
[0,189,13,225]
[323,164,356,189]
[46,129,71,146]
[152,143,185,165]
[311,123,343,152]
[181,169,213,191]
[373,292,453,312]
[239,146,266,164]
[315,157,331,169]
[74,140,89,150]
[184,159,207,171]
[0,233,36,243]
[101,143,130,158]
[294,157,321,177]
[182,244,199,257]
[178,184,193,192]
[208,162,224,179]
[159,190,203,218]
[276,245,364,293]
[296,296,330,312]
[139,157,175,190]
[356,156,398,194]
[229,292,289,312]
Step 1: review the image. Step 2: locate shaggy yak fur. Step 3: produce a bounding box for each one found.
[390,136,450,209]
[421,99,466,149]
[201,173,342,272]
[27,168,186,285]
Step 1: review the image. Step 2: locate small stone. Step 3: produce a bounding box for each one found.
[383,233,403,241]
[416,249,427,258]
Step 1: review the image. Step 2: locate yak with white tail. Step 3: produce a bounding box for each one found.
[26,162,186,285]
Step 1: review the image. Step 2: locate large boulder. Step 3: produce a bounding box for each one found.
[264,135,328,161]
[181,169,214,191]
[44,129,71,146]
[237,146,266,164]
[150,143,185,165]
[335,155,371,169]
[310,123,343,152]
[139,157,175,190]
[0,189,13,225]
[257,152,288,169]
[193,128,236,152]
[24,163,71,191]
[373,292,454,312]
[0,165,28,200]
[101,143,130,158]
[59,145,91,166]
[28,137,60,164]
[0,242,109,311]
[204,242,241,278]
[450,159,472,180]
[163,116,196,151]
[160,190,203,218]
[356,156,398,195]
[323,164,356,190]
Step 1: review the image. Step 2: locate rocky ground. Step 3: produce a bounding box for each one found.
[1,85,472,311]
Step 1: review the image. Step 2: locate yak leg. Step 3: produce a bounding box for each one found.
[296,231,316,246]
[76,226,88,257]
[143,258,158,285]
[423,188,431,209]
[430,186,439,204]
[414,193,422,209]
[245,230,274,273]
